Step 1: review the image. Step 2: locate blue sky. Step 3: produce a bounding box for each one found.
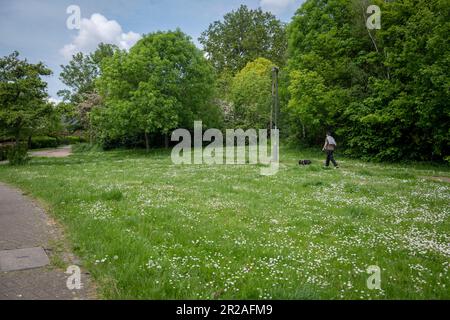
[0,0,304,100]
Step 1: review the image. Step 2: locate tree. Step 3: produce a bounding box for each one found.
[286,0,449,161]
[58,52,97,105]
[94,30,220,151]
[58,43,118,135]
[230,58,276,129]
[199,5,287,75]
[0,51,53,145]
[58,43,118,104]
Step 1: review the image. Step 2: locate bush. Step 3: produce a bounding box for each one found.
[286,0,449,162]
[30,136,58,149]
[7,144,29,165]
[29,135,86,149]
[58,135,86,145]
[0,144,13,161]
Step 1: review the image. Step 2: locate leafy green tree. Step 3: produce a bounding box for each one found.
[90,42,118,67]
[286,0,449,161]
[58,52,97,104]
[58,43,118,104]
[199,5,287,74]
[230,58,276,129]
[58,43,118,137]
[0,51,53,149]
[94,30,220,151]
[288,70,334,144]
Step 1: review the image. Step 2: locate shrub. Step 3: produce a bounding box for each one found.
[30,136,58,149]
[58,135,86,145]
[0,144,13,161]
[7,144,29,165]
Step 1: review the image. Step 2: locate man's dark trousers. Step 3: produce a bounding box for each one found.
[326,150,338,167]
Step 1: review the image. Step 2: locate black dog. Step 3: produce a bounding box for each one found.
[299,160,312,165]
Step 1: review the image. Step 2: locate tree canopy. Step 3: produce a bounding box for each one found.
[231,57,276,129]
[58,43,118,134]
[286,0,450,161]
[0,51,53,144]
[2,2,446,161]
[93,30,221,150]
[58,43,117,104]
[199,5,287,75]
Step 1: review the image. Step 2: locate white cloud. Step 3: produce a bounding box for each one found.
[260,0,297,14]
[60,13,141,60]
[47,97,62,105]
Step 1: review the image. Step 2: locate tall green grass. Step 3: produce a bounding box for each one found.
[0,147,448,299]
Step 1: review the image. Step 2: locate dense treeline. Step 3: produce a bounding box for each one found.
[286,0,449,161]
[1,2,448,163]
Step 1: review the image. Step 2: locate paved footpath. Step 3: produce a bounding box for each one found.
[29,145,73,158]
[0,183,96,300]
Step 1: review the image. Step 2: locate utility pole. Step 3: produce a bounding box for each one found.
[272,66,279,162]
[272,66,279,130]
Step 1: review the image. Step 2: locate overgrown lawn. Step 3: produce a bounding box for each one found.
[0,148,448,299]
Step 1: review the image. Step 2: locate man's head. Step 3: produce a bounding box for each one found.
[326,131,332,136]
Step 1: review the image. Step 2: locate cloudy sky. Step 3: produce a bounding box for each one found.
[0,0,304,100]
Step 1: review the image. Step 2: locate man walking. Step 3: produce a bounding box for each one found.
[322,131,339,168]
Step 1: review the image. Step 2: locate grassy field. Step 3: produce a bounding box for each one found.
[0,147,449,299]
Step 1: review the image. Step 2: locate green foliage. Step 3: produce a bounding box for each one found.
[7,144,29,165]
[58,44,117,134]
[230,58,276,129]
[93,30,221,149]
[0,147,448,298]
[72,143,103,153]
[101,189,124,201]
[0,51,53,148]
[199,5,287,74]
[287,70,347,144]
[286,0,450,161]
[30,136,59,149]
[0,144,12,161]
[29,135,85,149]
[60,135,86,145]
[58,43,118,105]
[57,52,98,104]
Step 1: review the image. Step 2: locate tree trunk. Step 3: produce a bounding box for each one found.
[164,134,169,149]
[144,132,150,153]
[14,131,20,146]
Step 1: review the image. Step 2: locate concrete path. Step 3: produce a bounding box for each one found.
[29,145,72,158]
[0,146,73,165]
[0,183,96,300]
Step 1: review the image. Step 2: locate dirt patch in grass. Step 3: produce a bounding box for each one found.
[30,146,72,158]
[425,176,450,183]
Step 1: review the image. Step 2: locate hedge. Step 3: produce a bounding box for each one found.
[29,136,86,149]
[30,136,59,149]
[0,144,12,161]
